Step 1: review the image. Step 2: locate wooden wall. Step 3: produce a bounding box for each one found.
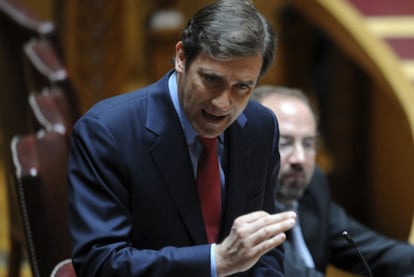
[16,0,414,241]
[18,0,286,112]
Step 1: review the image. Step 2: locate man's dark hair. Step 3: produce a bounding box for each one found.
[181,0,276,76]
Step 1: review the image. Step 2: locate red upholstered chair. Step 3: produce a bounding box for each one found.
[23,37,81,121]
[0,0,62,59]
[28,86,76,141]
[50,259,76,277]
[0,0,55,40]
[10,130,72,277]
[0,1,57,276]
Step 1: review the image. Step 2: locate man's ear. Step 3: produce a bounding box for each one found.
[175,41,185,73]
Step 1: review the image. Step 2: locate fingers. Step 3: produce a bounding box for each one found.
[233,211,296,240]
[237,210,296,225]
[245,211,295,251]
[215,210,296,276]
[248,231,287,259]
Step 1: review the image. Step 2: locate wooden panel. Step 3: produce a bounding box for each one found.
[409,215,414,243]
[348,0,414,16]
[271,1,414,241]
[61,0,128,113]
[369,82,414,239]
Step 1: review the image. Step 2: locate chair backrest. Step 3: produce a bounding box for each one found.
[11,130,71,277]
[28,86,75,140]
[23,37,81,120]
[50,259,76,277]
[0,0,57,136]
[0,0,62,59]
[23,37,67,87]
[0,2,62,276]
[0,0,58,156]
[0,0,58,189]
[0,0,55,40]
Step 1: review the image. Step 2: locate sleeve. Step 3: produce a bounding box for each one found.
[328,201,414,276]
[68,116,212,277]
[248,110,285,276]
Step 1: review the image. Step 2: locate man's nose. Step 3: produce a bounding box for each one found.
[290,144,306,163]
[211,90,232,110]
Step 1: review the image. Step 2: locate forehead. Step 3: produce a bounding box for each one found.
[190,51,263,80]
[261,95,317,136]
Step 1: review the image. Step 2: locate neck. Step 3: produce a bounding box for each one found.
[275,198,297,211]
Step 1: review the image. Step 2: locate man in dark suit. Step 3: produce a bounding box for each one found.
[67,1,296,276]
[254,85,414,276]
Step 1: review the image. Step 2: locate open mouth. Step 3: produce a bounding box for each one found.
[202,110,226,122]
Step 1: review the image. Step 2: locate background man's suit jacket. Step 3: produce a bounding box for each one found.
[68,71,285,276]
[283,166,414,276]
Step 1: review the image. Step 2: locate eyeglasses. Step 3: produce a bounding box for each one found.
[278,136,317,156]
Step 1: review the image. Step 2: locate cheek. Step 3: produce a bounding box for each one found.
[305,153,316,166]
[181,86,206,116]
[279,154,289,168]
[230,96,251,117]
[235,92,252,105]
[304,157,316,177]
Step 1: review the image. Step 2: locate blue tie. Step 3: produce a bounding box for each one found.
[290,203,315,268]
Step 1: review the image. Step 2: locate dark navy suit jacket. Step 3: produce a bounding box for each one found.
[281,167,414,276]
[68,71,284,276]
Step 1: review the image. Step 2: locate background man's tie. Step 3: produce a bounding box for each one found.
[197,136,222,243]
[291,212,315,268]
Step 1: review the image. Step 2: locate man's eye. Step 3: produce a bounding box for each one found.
[238,83,249,90]
[234,83,252,95]
[279,140,292,148]
[204,74,219,83]
[303,139,317,149]
[304,142,314,149]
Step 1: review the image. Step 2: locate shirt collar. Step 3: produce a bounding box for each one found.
[275,200,299,212]
[168,72,198,145]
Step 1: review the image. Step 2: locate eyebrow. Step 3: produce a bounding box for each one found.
[279,135,317,140]
[241,80,256,86]
[203,71,224,81]
[199,69,257,86]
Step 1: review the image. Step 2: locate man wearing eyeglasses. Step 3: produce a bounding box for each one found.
[254,85,414,277]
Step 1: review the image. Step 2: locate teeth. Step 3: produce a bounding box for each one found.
[202,109,227,122]
[208,114,223,121]
[208,114,220,120]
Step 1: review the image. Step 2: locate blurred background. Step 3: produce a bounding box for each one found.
[0,0,413,276]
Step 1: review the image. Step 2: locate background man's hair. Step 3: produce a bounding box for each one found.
[253,85,319,123]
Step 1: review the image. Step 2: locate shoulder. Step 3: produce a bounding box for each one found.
[88,73,170,119]
[242,99,278,134]
[245,99,277,120]
[78,72,172,128]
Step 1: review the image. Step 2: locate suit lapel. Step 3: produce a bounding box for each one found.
[144,74,254,244]
[145,79,207,244]
[220,122,253,239]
